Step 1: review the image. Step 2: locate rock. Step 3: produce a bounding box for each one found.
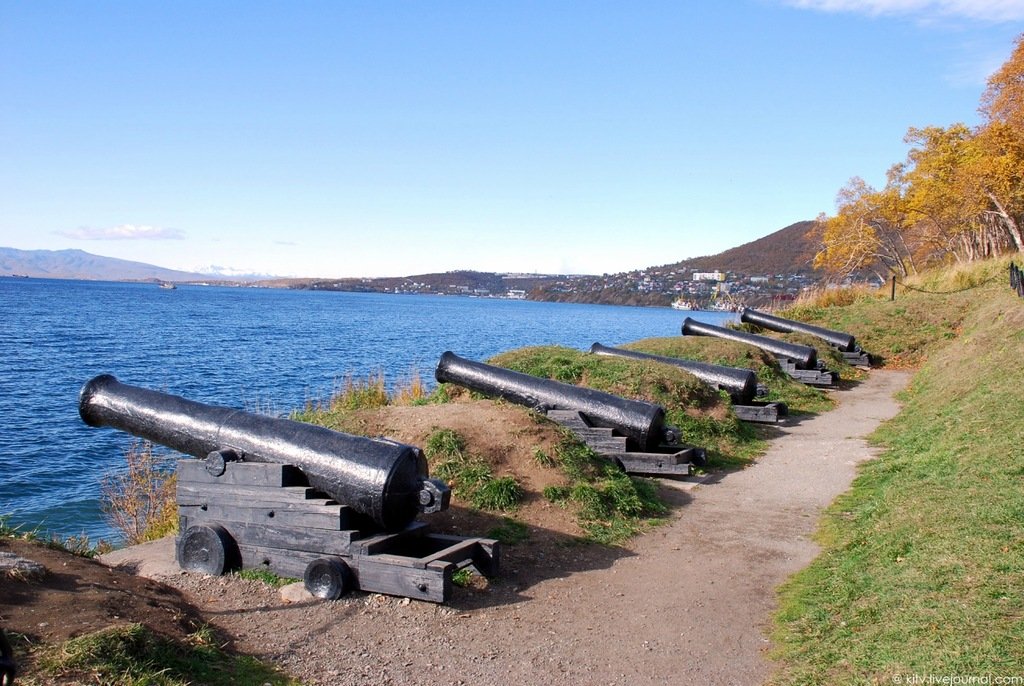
[0,551,47,579]
[280,581,314,603]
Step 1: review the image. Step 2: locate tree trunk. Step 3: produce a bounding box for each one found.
[987,192,1024,252]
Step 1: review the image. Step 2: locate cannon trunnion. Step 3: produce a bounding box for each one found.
[79,375,497,603]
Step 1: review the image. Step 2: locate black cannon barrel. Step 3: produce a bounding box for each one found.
[79,374,449,531]
[740,307,856,352]
[681,316,818,369]
[589,342,759,405]
[435,351,669,451]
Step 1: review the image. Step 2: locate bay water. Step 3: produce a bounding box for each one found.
[0,277,733,543]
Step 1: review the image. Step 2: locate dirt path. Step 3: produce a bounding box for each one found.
[105,370,910,686]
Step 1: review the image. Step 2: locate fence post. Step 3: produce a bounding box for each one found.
[890,275,897,301]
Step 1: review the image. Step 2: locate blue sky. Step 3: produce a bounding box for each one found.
[2,1,1022,278]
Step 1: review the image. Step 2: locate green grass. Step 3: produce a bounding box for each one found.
[486,517,531,545]
[0,514,110,558]
[770,261,1024,684]
[234,568,298,588]
[542,432,668,545]
[34,623,298,686]
[423,428,524,513]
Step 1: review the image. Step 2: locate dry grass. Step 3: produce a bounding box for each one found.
[393,369,428,405]
[789,283,886,310]
[100,441,178,546]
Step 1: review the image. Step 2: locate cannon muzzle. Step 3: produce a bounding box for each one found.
[740,307,857,352]
[79,374,449,531]
[435,351,671,452]
[589,342,760,405]
[680,317,818,369]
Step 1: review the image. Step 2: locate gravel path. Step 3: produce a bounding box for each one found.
[105,370,910,686]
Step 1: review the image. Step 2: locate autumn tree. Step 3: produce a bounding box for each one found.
[901,124,992,262]
[974,33,1024,253]
[812,175,917,281]
[815,32,1024,275]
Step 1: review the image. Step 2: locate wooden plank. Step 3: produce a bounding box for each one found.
[352,523,430,555]
[545,409,589,429]
[361,539,485,570]
[177,459,308,488]
[416,539,494,569]
[179,502,355,530]
[842,351,872,366]
[354,557,452,602]
[213,520,359,556]
[575,431,628,451]
[734,402,787,424]
[615,455,693,477]
[237,543,318,580]
[176,482,329,506]
[603,450,691,466]
[238,544,453,602]
[786,369,838,386]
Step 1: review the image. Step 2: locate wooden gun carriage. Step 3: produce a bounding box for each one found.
[79,375,498,602]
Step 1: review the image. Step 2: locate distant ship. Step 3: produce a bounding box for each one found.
[671,298,696,310]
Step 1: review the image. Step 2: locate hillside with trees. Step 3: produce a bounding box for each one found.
[811,33,1024,282]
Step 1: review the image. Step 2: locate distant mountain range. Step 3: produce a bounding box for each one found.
[1,248,230,282]
[1,220,821,286]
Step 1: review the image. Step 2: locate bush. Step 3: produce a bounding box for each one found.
[100,441,178,545]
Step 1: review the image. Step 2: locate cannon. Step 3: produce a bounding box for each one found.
[80,374,448,531]
[589,343,787,423]
[80,375,497,602]
[589,342,760,405]
[680,316,818,369]
[740,307,856,352]
[435,351,705,476]
[740,307,872,366]
[435,351,671,451]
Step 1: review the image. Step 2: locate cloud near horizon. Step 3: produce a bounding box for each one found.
[57,224,185,240]
[783,0,1024,22]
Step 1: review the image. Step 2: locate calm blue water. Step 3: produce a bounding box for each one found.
[0,277,734,543]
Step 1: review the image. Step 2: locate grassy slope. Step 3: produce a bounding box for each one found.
[770,258,1024,683]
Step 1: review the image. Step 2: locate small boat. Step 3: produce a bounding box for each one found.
[671,298,695,310]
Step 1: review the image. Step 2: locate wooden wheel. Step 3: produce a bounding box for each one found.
[176,525,238,575]
[303,557,353,600]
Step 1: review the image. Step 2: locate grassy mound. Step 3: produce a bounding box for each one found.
[770,257,1024,683]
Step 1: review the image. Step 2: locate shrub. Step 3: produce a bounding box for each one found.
[100,441,178,545]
